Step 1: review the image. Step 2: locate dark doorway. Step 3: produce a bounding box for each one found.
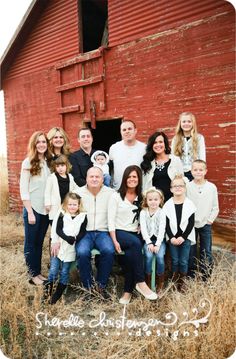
[89,119,122,153]
[81,0,108,53]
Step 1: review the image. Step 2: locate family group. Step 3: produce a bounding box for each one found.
[19,112,219,304]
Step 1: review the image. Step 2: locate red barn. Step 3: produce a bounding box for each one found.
[1,0,235,225]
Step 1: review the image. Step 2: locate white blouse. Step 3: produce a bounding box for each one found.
[108,192,139,232]
[20,157,50,215]
[171,134,206,172]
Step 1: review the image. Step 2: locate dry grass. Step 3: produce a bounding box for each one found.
[0,215,235,359]
[0,155,9,215]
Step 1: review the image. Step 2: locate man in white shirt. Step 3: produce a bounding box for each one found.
[109,120,146,189]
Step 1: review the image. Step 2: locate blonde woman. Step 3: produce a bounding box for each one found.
[47,127,71,160]
[20,131,51,285]
[171,112,206,180]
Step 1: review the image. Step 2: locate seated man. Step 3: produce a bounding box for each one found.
[75,167,115,298]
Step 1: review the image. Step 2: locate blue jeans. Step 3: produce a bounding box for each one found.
[169,239,191,273]
[23,208,49,277]
[116,230,145,293]
[188,224,213,279]
[48,256,71,285]
[143,240,166,275]
[103,174,111,187]
[75,231,115,289]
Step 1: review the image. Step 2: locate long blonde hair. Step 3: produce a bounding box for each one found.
[173,112,199,159]
[47,127,71,156]
[27,131,51,176]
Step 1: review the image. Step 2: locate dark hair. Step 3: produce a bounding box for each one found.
[141,131,171,174]
[118,165,143,202]
[53,154,72,173]
[77,127,93,138]
[95,152,106,159]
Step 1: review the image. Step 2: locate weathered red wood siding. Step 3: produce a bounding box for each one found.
[5,0,80,79]
[108,0,227,47]
[2,0,235,224]
[3,0,80,212]
[105,6,235,223]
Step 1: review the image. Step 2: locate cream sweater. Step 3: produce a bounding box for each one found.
[142,155,183,192]
[108,192,139,232]
[20,158,50,215]
[51,211,87,262]
[157,197,196,245]
[140,208,164,246]
[44,173,79,219]
[186,180,219,228]
[171,134,206,172]
[75,185,114,231]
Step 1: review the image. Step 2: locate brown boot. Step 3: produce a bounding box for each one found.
[178,272,187,292]
[172,272,180,289]
[156,274,165,294]
[145,273,151,288]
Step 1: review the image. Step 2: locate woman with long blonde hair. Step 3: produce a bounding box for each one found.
[171,112,206,180]
[20,131,51,285]
[47,127,71,159]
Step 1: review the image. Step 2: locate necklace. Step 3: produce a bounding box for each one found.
[197,185,204,194]
[155,160,165,171]
[195,181,206,194]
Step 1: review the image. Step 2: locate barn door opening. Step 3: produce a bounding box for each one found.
[80,0,108,53]
[89,119,122,153]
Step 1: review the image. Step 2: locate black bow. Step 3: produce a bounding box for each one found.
[132,200,141,223]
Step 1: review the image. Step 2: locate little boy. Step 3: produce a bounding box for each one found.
[91,150,111,187]
[186,160,219,280]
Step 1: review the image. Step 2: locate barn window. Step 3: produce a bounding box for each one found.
[80,0,108,53]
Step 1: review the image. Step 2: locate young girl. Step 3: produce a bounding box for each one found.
[158,175,196,291]
[44,192,87,304]
[20,131,51,285]
[140,187,166,293]
[171,112,206,181]
[44,155,79,221]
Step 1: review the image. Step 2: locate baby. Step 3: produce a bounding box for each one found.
[91,150,111,187]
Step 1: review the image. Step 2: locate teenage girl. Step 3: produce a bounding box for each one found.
[44,192,87,304]
[20,131,51,285]
[140,187,166,293]
[171,112,206,180]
